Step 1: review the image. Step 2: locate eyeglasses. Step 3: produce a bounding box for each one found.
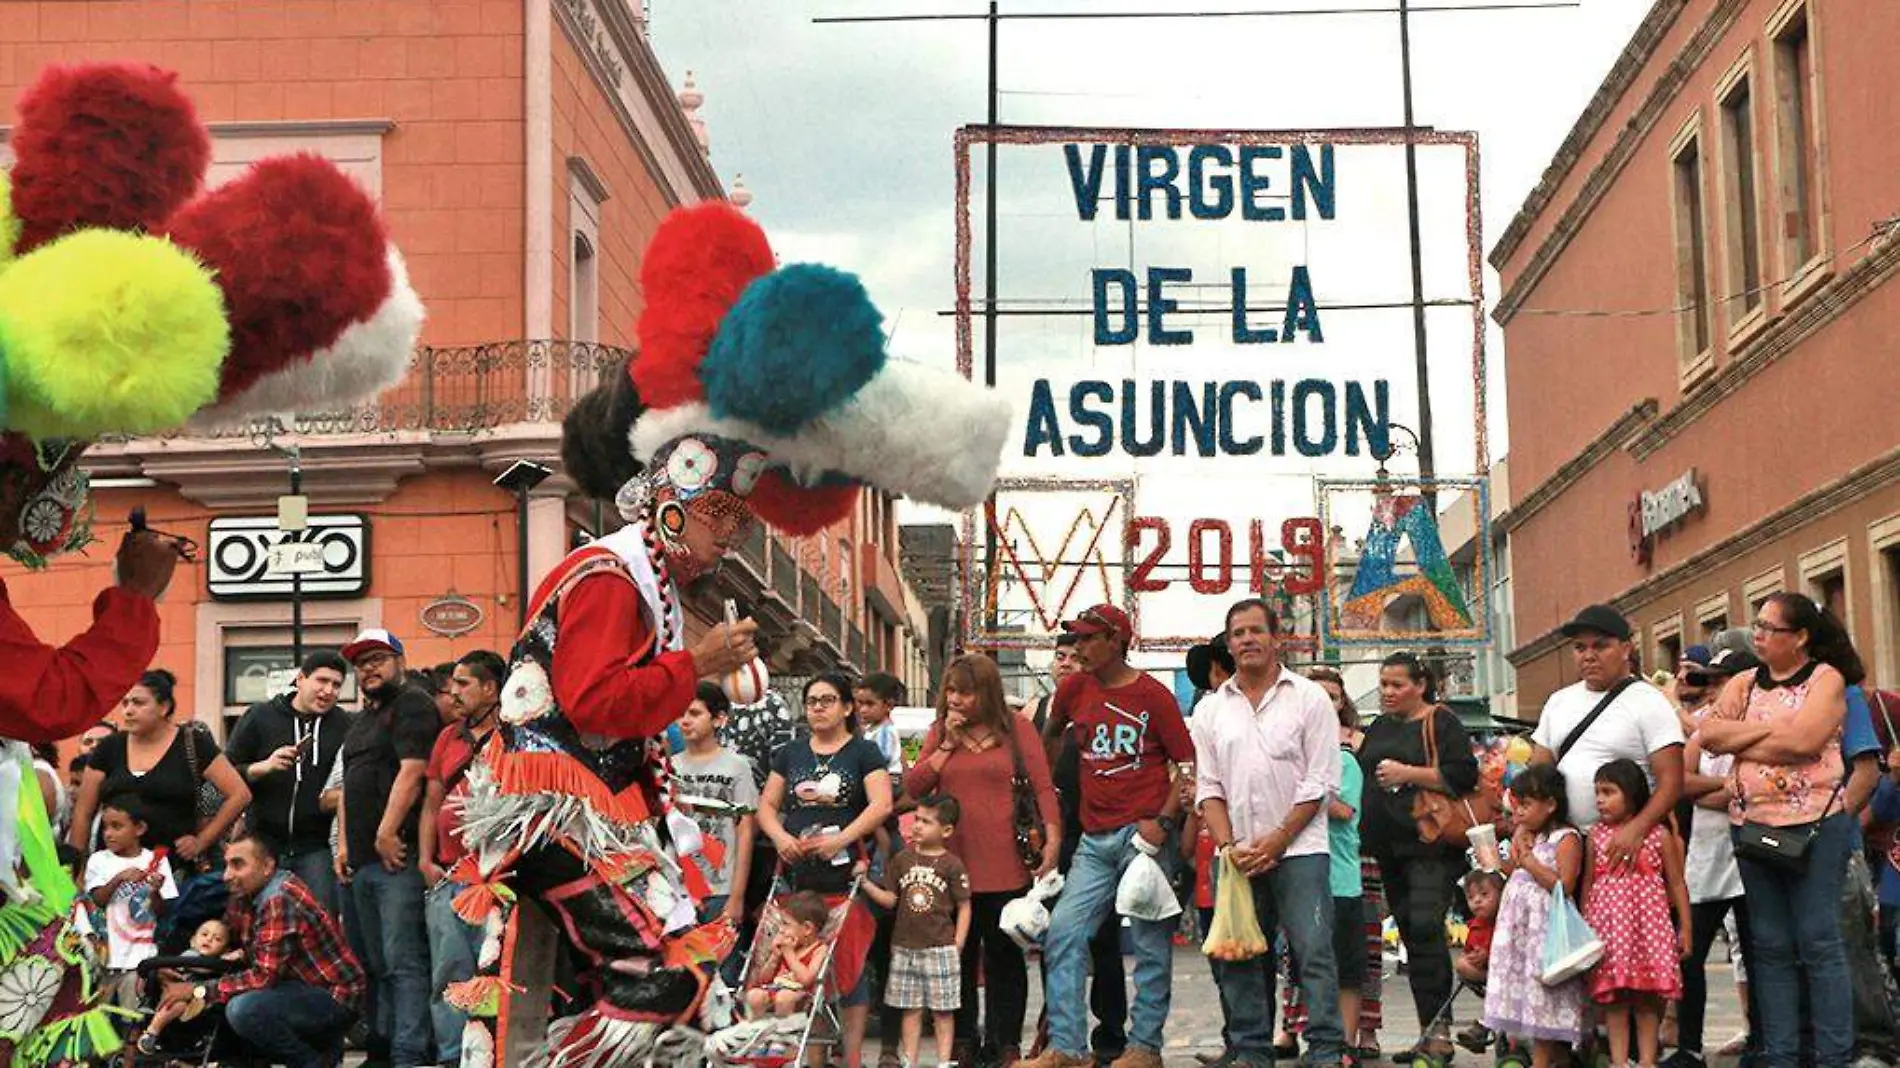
[1751,620,1797,635]
[804,694,842,710]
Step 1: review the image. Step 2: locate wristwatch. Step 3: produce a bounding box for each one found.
[1156,815,1177,835]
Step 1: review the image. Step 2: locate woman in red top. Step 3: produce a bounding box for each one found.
[905,655,1061,1066]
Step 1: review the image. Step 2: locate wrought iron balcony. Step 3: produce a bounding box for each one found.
[142,340,634,440]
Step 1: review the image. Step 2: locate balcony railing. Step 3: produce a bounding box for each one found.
[149,340,633,440]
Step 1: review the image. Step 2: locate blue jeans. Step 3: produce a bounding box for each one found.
[349,862,432,1066]
[224,981,354,1068]
[281,845,339,920]
[1211,853,1342,1065]
[1734,813,1854,1068]
[1044,826,1174,1056]
[427,879,483,1063]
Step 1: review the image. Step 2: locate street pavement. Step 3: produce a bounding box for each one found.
[335,947,1748,1066]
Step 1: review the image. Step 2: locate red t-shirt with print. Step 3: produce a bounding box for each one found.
[1057,671,1194,834]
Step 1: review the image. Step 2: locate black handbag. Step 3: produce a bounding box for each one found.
[1734,780,1842,871]
[1002,725,1046,873]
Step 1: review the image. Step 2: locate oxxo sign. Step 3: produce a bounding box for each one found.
[1629,469,1706,566]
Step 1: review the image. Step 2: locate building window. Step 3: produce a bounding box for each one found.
[571,232,598,344]
[1746,569,1784,616]
[1718,69,1764,323]
[1699,610,1729,643]
[1881,542,1900,684]
[1657,632,1682,674]
[1478,540,1515,699]
[1771,4,1823,281]
[1671,125,1714,375]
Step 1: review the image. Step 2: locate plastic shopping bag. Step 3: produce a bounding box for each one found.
[1000,871,1066,951]
[1200,851,1268,961]
[1539,883,1604,985]
[1115,832,1182,922]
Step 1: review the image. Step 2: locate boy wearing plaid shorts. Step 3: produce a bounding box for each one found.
[862,794,972,1068]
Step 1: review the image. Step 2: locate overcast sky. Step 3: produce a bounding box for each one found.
[648,0,1654,663]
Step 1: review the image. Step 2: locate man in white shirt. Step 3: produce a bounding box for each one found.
[1195,598,1344,1068]
[1529,604,1685,868]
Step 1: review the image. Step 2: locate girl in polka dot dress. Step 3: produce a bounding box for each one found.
[1582,759,1691,1068]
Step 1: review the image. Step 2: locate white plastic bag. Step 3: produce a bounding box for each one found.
[1000,870,1066,950]
[1115,833,1182,922]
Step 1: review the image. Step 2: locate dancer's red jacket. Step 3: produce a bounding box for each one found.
[0,578,159,744]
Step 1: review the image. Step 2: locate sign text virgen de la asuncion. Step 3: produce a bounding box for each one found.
[1022,142,1391,461]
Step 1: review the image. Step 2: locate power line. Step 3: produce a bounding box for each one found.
[935,297,1474,316]
[815,3,1578,24]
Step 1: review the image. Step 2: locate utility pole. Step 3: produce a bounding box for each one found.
[1398,0,1437,503]
[981,0,1002,637]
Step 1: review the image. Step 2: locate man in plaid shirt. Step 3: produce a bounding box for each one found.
[160,830,365,1068]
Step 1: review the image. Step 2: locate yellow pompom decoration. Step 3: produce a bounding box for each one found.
[0,172,18,271]
[0,229,229,439]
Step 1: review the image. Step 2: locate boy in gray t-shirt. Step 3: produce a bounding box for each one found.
[674,682,759,925]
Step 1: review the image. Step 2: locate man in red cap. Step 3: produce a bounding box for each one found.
[1026,605,1195,1068]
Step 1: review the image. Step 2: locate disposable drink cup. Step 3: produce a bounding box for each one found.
[1469,822,1501,871]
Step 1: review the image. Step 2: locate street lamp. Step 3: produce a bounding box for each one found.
[496,460,554,630]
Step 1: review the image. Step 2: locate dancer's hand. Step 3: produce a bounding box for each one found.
[692,620,760,678]
[117,530,183,601]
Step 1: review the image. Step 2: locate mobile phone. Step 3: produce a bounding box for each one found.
[723,599,740,629]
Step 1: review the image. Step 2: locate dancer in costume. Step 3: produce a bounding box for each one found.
[0,60,421,1065]
[442,202,1011,1068]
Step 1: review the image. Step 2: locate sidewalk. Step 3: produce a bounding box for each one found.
[947,946,1749,1067]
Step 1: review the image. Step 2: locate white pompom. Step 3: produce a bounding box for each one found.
[720,657,770,705]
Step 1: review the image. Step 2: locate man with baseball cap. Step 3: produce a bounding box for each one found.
[334,628,440,1068]
[1025,606,1195,1068]
[1529,604,1684,870]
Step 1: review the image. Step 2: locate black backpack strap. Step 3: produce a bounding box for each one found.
[1556,677,1638,765]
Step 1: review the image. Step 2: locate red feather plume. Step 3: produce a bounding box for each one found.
[634,201,775,411]
[745,471,859,537]
[164,155,392,401]
[9,62,211,254]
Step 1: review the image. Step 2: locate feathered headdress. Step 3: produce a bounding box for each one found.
[0,61,423,565]
[620,202,1010,535]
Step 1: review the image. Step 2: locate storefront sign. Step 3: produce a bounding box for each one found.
[208,514,369,600]
[421,594,485,638]
[1630,469,1705,565]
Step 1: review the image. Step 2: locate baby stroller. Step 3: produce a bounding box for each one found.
[118,955,245,1068]
[1414,978,1529,1068]
[707,882,873,1068]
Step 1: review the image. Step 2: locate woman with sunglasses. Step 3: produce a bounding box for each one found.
[757,672,895,1068]
[1698,594,1865,1068]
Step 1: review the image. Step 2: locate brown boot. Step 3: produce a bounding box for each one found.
[1108,1049,1164,1068]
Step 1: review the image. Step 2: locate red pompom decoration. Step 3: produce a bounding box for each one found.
[9,62,211,254]
[745,471,859,537]
[634,201,775,411]
[165,155,392,401]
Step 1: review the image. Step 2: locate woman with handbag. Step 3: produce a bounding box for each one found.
[1355,653,1478,1068]
[68,669,250,868]
[906,654,1061,1067]
[1697,593,1863,1068]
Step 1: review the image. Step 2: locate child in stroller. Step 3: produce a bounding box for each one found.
[747,891,833,1019]
[133,919,244,1055]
